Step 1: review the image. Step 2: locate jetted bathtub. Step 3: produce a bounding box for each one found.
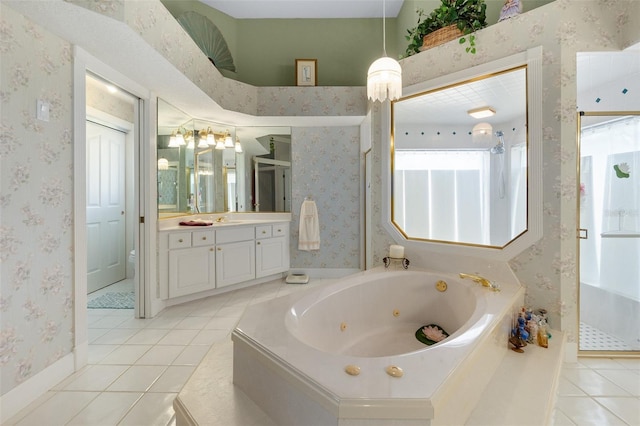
[232,267,524,425]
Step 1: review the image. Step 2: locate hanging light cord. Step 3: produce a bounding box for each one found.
[382,0,387,56]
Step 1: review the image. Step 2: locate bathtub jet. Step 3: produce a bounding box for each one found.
[232,267,525,425]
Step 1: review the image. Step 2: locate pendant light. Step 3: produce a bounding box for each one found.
[367,0,402,102]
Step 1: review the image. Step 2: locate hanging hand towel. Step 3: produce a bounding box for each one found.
[298,199,320,251]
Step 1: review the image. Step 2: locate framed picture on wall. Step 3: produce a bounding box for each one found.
[295,59,317,86]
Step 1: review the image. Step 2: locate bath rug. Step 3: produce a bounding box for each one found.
[87,292,135,309]
[415,324,449,345]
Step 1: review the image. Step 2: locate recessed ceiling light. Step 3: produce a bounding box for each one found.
[468,106,496,119]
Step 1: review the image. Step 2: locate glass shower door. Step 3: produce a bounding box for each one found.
[578,112,640,353]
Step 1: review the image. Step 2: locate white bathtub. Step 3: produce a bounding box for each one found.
[232,268,524,425]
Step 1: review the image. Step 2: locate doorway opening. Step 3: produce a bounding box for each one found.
[84,72,143,316]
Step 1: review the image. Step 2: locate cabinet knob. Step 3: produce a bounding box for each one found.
[178,239,183,243]
[217,247,222,251]
[262,230,266,234]
[210,248,214,251]
[202,236,207,240]
[257,241,261,245]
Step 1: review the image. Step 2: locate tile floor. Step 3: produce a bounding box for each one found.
[6,276,640,426]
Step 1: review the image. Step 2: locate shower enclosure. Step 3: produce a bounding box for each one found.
[578,112,640,353]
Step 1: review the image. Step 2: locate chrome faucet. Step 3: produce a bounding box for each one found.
[459,273,500,291]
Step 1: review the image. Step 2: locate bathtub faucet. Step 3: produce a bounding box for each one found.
[459,273,500,292]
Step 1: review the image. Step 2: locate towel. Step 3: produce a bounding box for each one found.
[179,220,213,226]
[298,200,320,251]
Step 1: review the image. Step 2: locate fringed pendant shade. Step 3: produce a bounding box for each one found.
[367,57,402,102]
[367,0,402,102]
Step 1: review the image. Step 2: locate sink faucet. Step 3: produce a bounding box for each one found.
[459,273,500,291]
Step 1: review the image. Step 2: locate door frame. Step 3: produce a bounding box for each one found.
[73,47,157,369]
[576,110,640,356]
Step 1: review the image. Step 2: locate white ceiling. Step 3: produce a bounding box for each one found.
[198,0,404,19]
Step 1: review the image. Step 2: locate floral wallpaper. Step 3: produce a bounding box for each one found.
[0,4,74,395]
[290,127,361,269]
[1,0,638,405]
[374,0,640,347]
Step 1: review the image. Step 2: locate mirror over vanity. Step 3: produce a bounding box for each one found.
[391,65,529,249]
[157,98,291,217]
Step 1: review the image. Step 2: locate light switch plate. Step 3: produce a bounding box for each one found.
[37,99,50,122]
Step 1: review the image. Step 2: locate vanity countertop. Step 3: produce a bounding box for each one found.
[158,213,291,232]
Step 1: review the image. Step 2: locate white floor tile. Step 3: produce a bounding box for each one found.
[552,409,577,425]
[191,329,230,345]
[91,328,139,345]
[579,357,630,370]
[594,397,640,425]
[66,391,142,425]
[174,315,211,330]
[12,391,98,426]
[148,366,196,393]
[558,376,587,397]
[98,344,151,365]
[562,368,632,397]
[173,345,210,366]
[157,329,199,345]
[125,328,169,345]
[87,344,119,364]
[88,315,131,329]
[107,365,167,392]
[118,392,177,426]
[204,316,239,330]
[58,364,129,391]
[135,345,185,365]
[556,396,627,425]
[595,369,640,396]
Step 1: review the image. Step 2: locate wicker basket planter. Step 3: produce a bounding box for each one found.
[419,24,464,51]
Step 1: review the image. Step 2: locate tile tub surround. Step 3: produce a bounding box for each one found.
[227,268,527,425]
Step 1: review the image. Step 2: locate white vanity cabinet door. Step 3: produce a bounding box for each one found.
[256,231,289,278]
[168,245,216,298]
[216,240,256,288]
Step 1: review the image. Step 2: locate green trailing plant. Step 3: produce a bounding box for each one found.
[403,0,488,58]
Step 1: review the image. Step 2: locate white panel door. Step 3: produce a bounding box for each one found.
[86,121,126,293]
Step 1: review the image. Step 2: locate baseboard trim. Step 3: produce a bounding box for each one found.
[1,351,76,423]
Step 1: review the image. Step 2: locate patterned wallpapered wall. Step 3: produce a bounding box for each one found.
[373,0,640,347]
[1,0,638,401]
[290,127,361,269]
[0,5,74,395]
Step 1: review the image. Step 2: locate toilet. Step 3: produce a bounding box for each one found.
[127,249,136,278]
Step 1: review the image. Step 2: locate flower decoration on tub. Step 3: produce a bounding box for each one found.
[423,325,446,342]
[415,324,449,345]
[613,162,630,179]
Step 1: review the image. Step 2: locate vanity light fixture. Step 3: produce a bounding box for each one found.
[468,106,496,119]
[366,0,402,102]
[224,130,234,148]
[197,129,209,148]
[157,158,169,170]
[206,127,216,146]
[215,135,226,150]
[234,137,243,153]
[168,131,180,148]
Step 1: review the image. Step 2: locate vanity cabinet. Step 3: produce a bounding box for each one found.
[215,227,256,288]
[256,224,290,278]
[160,221,289,300]
[168,230,216,298]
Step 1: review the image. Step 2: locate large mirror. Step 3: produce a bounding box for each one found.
[157,99,291,216]
[235,127,291,212]
[391,66,528,248]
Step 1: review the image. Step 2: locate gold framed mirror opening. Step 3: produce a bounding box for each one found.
[391,66,528,249]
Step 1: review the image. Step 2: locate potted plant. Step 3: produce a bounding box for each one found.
[404,0,488,57]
